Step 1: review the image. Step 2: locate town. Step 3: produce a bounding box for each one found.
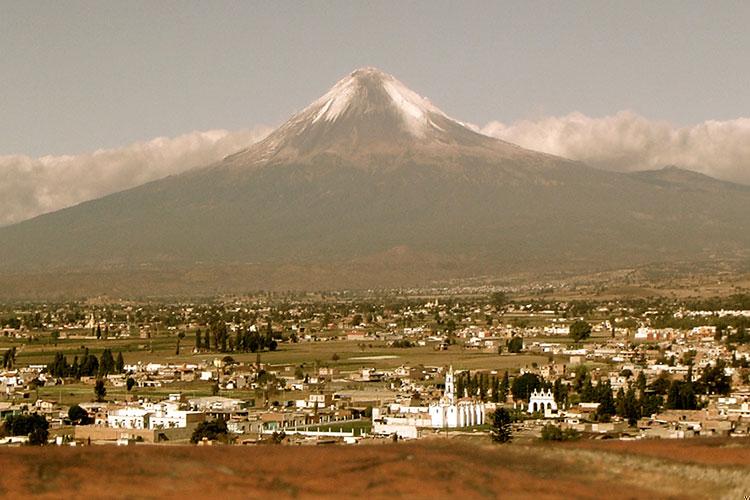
[1,289,748,447]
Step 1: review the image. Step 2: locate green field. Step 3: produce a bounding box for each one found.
[3,331,552,373]
[3,329,558,407]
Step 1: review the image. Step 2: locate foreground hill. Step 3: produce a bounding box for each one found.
[1,439,749,498]
[1,68,749,294]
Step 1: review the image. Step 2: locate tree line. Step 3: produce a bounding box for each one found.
[47,348,125,379]
[193,320,278,354]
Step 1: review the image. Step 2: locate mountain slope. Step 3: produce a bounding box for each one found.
[1,68,749,292]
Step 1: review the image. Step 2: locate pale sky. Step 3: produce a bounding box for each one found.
[2,0,749,156]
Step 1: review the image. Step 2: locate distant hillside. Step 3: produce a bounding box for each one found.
[1,68,749,295]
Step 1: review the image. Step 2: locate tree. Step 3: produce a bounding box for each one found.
[666,380,697,410]
[68,405,91,425]
[490,408,513,443]
[511,373,542,401]
[499,371,509,402]
[700,360,731,396]
[640,393,663,418]
[195,330,202,351]
[99,349,115,376]
[635,371,647,396]
[649,373,671,395]
[126,377,136,392]
[552,378,568,408]
[490,376,500,403]
[115,352,125,373]
[490,291,508,309]
[331,353,340,362]
[623,388,639,424]
[569,320,592,343]
[2,414,49,445]
[94,379,107,402]
[3,347,17,369]
[190,418,228,443]
[270,430,286,444]
[507,336,523,353]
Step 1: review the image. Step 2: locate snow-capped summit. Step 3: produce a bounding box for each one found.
[225,67,518,166]
[309,67,449,134]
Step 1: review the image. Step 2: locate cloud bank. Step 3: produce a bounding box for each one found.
[0,128,269,226]
[481,111,750,185]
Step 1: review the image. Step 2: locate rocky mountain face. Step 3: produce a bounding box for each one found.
[1,68,749,293]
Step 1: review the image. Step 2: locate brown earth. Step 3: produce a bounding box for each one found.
[1,438,749,499]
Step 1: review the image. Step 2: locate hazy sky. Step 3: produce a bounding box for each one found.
[2,0,749,156]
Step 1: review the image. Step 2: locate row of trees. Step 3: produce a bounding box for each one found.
[194,322,278,353]
[1,414,49,445]
[47,348,125,379]
[455,371,510,403]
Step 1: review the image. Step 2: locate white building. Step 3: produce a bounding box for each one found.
[107,407,151,429]
[527,388,558,416]
[148,402,203,429]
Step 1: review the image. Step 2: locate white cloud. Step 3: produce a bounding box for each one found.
[481,111,750,185]
[0,128,270,226]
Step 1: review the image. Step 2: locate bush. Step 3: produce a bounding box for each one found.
[540,424,580,441]
[190,418,228,443]
[391,339,414,348]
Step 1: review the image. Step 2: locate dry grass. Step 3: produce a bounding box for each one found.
[0,438,748,499]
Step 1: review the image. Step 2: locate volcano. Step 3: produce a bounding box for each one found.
[1,68,750,294]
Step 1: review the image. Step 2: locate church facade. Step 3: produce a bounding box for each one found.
[372,366,488,438]
[428,366,486,428]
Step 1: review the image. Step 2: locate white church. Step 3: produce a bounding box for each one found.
[527,388,558,417]
[372,366,487,438]
[428,366,486,428]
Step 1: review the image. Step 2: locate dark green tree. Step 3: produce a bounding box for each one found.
[2,414,49,445]
[507,336,523,353]
[511,373,542,401]
[115,352,125,373]
[490,408,513,443]
[190,418,228,443]
[700,360,731,396]
[94,379,107,402]
[569,320,592,343]
[68,405,91,425]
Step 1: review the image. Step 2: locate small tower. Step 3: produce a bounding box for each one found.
[445,365,455,404]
